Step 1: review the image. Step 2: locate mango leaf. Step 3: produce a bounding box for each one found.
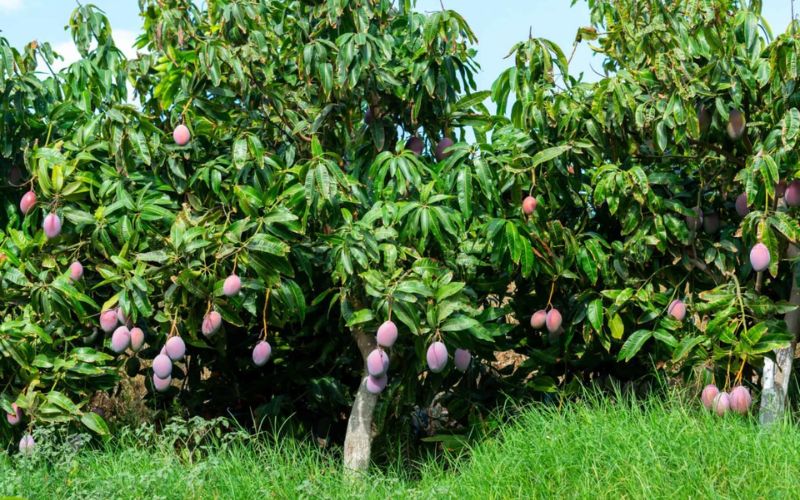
[531,145,571,169]
[672,336,705,362]
[587,299,603,332]
[346,309,374,327]
[81,412,110,436]
[609,313,624,340]
[617,330,652,362]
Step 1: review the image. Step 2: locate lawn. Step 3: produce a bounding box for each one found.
[3,394,799,499]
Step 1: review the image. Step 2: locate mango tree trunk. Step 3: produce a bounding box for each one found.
[343,327,378,473]
[760,245,800,425]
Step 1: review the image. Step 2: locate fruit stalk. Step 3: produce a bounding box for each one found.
[759,244,800,425]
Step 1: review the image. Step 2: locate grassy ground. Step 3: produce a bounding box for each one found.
[3,394,800,499]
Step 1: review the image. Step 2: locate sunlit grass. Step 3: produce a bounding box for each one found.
[3,392,799,499]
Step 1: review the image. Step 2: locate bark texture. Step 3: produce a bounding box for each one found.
[343,327,378,473]
[760,245,800,425]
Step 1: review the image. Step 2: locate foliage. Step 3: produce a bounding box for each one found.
[487,0,798,388]
[0,0,511,447]
[1,0,799,453]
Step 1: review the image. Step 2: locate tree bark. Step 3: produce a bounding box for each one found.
[760,244,800,425]
[343,327,378,474]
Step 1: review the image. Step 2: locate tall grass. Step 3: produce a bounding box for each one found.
[3,392,800,499]
[426,392,800,498]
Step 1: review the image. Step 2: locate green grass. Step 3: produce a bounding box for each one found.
[4,394,800,499]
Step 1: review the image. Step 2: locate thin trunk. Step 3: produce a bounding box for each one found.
[343,375,378,473]
[343,327,378,474]
[760,245,800,425]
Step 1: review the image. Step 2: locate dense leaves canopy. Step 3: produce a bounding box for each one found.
[0,0,797,448]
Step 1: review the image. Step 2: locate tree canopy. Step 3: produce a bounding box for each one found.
[1,0,799,468]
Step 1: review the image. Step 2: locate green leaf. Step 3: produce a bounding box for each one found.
[531,145,571,169]
[609,313,624,340]
[455,90,491,109]
[435,282,465,302]
[131,130,151,166]
[248,234,290,256]
[346,309,374,327]
[578,247,598,285]
[769,212,800,243]
[782,108,800,143]
[396,280,433,297]
[81,412,110,436]
[520,242,534,278]
[652,329,678,348]
[457,167,472,220]
[63,208,95,228]
[672,336,704,362]
[51,163,64,192]
[441,314,480,332]
[233,137,249,169]
[137,250,169,263]
[617,330,652,362]
[311,136,323,158]
[587,299,603,332]
[370,122,385,151]
[47,391,79,414]
[741,322,769,346]
[319,62,333,95]
[655,121,668,151]
[505,222,523,264]
[751,332,793,354]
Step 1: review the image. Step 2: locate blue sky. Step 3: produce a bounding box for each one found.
[0,1,796,90]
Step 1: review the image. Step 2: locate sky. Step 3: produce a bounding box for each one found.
[0,1,797,91]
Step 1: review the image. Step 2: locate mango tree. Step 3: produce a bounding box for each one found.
[0,0,523,469]
[489,0,797,419]
[3,0,797,472]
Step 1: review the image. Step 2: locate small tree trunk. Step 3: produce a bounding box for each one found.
[343,376,378,473]
[343,327,378,474]
[760,245,800,425]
